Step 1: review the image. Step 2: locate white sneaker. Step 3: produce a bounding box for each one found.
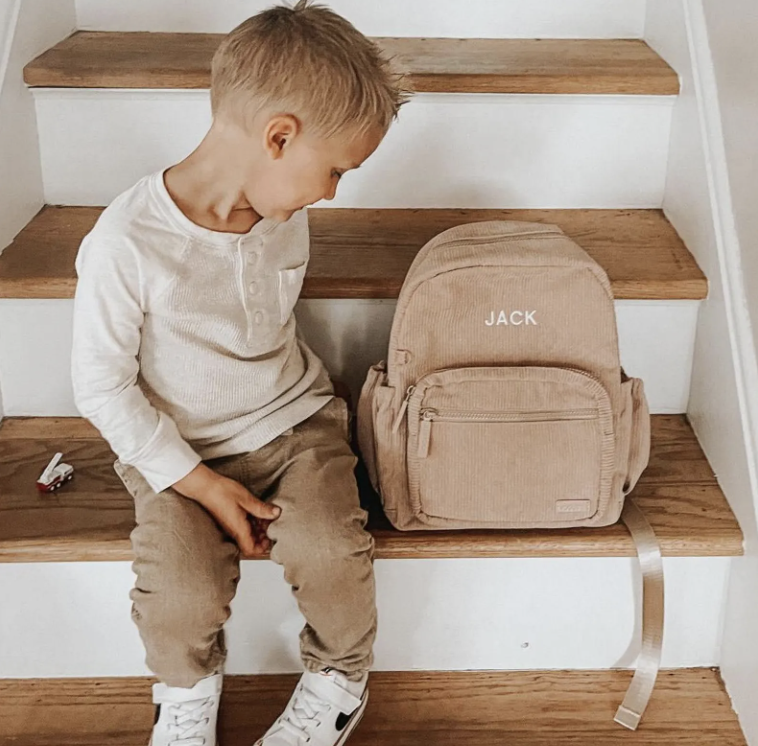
[149,673,222,746]
[255,669,368,746]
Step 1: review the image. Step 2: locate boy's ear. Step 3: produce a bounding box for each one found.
[263,114,300,160]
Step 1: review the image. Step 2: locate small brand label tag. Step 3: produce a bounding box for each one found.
[556,500,592,514]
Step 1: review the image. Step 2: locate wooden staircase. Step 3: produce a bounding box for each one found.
[0,206,707,300]
[23,33,679,94]
[0,19,748,746]
[0,413,742,561]
[0,671,746,745]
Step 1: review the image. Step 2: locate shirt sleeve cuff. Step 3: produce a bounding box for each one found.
[123,413,202,494]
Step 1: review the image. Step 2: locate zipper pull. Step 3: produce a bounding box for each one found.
[417,409,435,458]
[392,385,416,433]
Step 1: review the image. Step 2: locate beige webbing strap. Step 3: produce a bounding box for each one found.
[615,498,665,730]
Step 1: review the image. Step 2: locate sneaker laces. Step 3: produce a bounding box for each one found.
[165,696,215,746]
[276,683,332,741]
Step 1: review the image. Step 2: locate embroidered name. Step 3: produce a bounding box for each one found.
[485,310,538,326]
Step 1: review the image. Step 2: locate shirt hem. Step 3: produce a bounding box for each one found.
[194,393,335,461]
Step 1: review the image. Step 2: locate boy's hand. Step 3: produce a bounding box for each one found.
[173,463,280,557]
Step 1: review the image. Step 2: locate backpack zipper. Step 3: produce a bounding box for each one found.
[416,407,598,458]
[394,366,609,436]
[392,385,417,432]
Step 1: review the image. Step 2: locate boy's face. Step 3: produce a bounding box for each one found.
[248,116,385,222]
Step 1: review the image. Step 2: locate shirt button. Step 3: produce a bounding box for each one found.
[247,249,260,263]
[248,281,259,295]
[253,310,266,325]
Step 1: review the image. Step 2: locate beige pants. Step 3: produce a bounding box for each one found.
[114,398,377,689]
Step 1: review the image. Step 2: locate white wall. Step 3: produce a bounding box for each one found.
[0,557,731,678]
[0,0,77,419]
[646,1,758,743]
[0,0,75,251]
[699,2,758,742]
[74,0,647,37]
[702,1,758,370]
[33,90,674,209]
[0,298,700,417]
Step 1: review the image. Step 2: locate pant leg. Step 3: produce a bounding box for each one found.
[115,459,242,689]
[259,398,377,679]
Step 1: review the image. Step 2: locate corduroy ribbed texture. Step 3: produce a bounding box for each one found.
[358,220,651,530]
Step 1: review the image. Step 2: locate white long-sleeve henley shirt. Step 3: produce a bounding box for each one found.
[71,169,333,493]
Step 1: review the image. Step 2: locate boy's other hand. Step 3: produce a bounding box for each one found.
[173,464,280,557]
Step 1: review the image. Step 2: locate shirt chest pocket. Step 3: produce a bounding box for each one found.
[278,262,308,325]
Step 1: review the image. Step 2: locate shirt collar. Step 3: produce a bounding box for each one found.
[150,168,279,248]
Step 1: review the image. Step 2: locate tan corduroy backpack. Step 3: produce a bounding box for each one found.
[358,220,663,730]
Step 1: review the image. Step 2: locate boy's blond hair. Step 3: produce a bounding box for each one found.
[211,1,412,138]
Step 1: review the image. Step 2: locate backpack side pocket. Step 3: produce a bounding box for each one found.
[357,362,386,494]
[623,376,652,496]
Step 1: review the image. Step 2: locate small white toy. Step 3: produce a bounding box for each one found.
[36,452,75,493]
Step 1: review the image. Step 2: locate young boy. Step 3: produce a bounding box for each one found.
[71,3,410,744]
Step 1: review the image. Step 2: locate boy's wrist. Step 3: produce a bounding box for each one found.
[172,462,222,501]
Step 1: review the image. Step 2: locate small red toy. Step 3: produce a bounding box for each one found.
[36,452,75,493]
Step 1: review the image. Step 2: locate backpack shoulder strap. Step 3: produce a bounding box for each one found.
[615,498,665,730]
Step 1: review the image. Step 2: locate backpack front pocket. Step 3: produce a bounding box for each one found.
[406,366,616,527]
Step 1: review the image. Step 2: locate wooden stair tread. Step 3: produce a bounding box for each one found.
[0,415,742,562]
[24,32,680,95]
[0,670,745,745]
[0,206,708,300]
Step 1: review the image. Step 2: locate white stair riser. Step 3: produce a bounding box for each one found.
[0,557,730,677]
[0,299,698,417]
[74,0,647,37]
[34,92,674,209]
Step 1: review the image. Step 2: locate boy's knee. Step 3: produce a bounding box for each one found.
[132,569,238,634]
[270,506,372,583]
[131,541,240,628]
